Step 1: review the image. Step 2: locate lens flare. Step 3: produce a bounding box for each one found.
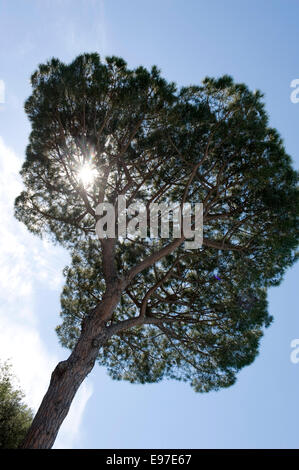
[78,163,96,187]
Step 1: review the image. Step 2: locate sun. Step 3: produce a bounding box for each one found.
[78,163,96,187]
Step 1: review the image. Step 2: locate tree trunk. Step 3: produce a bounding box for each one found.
[20,291,119,449]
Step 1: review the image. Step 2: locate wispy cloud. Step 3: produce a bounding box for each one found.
[0,137,93,447]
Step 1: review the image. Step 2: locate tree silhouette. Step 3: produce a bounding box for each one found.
[15,53,298,448]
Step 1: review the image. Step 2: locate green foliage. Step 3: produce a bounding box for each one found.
[15,53,299,393]
[57,239,271,392]
[0,361,33,448]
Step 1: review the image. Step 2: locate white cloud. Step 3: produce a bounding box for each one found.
[0,137,93,447]
[0,314,57,409]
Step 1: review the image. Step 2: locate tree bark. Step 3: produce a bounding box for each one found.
[20,290,120,449]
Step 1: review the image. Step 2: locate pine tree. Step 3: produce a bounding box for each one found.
[15,54,299,448]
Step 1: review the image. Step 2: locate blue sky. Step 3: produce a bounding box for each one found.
[0,0,298,448]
